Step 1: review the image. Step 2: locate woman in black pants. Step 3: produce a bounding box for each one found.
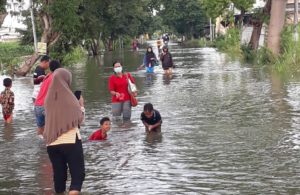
[43,68,85,195]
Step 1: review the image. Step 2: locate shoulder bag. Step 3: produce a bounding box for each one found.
[125,73,138,107]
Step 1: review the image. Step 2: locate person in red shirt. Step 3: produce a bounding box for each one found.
[89,117,111,141]
[108,61,137,121]
[34,60,61,136]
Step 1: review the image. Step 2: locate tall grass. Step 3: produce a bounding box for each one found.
[241,25,300,76]
[61,46,86,66]
[273,25,300,75]
[214,28,242,58]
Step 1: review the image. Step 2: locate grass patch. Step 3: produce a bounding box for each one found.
[214,27,242,58]
[0,42,34,75]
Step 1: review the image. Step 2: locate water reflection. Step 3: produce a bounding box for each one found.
[162,74,173,85]
[2,123,15,142]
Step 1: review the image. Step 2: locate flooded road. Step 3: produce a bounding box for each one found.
[0,42,300,194]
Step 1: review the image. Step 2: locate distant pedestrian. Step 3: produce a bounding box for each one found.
[141,103,162,133]
[32,55,50,102]
[89,117,111,141]
[138,46,158,73]
[160,46,174,75]
[131,38,139,51]
[0,78,14,123]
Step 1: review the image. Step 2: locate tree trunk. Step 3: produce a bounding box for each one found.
[91,39,99,56]
[249,22,263,50]
[0,12,7,27]
[238,8,245,28]
[15,53,40,76]
[267,0,287,55]
[16,11,61,76]
[248,0,272,50]
[108,38,113,51]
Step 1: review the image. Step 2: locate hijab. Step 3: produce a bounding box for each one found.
[146,47,156,63]
[43,68,83,144]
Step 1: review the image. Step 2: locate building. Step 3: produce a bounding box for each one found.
[0,0,29,41]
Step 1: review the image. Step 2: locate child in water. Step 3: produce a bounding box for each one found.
[89,117,111,140]
[140,103,162,132]
[0,78,14,123]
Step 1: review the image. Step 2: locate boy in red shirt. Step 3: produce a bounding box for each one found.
[89,117,111,141]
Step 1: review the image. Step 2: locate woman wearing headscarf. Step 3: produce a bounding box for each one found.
[109,61,137,121]
[138,46,158,73]
[160,46,174,75]
[44,68,85,195]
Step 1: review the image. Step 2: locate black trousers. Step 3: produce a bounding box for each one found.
[47,136,85,193]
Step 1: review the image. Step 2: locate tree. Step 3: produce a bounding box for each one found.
[267,0,287,55]
[0,0,7,27]
[80,0,157,53]
[160,0,208,39]
[16,0,82,76]
[201,0,254,27]
[248,0,272,50]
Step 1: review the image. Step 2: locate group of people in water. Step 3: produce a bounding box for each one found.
[0,37,173,194]
[0,41,168,194]
[139,44,174,75]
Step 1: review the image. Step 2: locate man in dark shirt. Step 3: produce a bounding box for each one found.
[32,55,50,102]
[140,103,162,132]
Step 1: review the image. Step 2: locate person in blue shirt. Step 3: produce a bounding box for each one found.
[138,46,158,73]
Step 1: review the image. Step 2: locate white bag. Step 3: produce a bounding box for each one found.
[126,74,137,93]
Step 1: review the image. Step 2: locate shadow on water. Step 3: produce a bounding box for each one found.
[1,44,300,194]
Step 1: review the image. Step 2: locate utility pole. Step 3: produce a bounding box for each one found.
[209,18,213,41]
[295,0,299,42]
[30,0,37,52]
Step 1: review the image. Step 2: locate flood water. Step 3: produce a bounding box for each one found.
[1,41,300,194]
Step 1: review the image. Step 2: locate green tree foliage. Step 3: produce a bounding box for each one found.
[79,0,159,52]
[0,0,7,27]
[0,0,6,13]
[201,0,255,22]
[159,0,208,39]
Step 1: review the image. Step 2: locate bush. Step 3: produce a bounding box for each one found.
[214,27,242,56]
[0,42,34,75]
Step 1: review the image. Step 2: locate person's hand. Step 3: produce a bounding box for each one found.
[148,125,154,131]
[38,75,45,80]
[115,92,121,98]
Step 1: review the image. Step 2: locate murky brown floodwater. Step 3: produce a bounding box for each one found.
[0,41,300,194]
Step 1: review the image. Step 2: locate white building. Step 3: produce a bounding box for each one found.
[0,0,29,41]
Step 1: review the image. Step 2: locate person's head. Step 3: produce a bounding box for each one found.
[147,46,153,53]
[100,117,111,133]
[162,46,168,53]
[112,61,123,74]
[3,78,12,88]
[49,60,61,72]
[40,55,50,69]
[52,68,72,88]
[143,103,154,118]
